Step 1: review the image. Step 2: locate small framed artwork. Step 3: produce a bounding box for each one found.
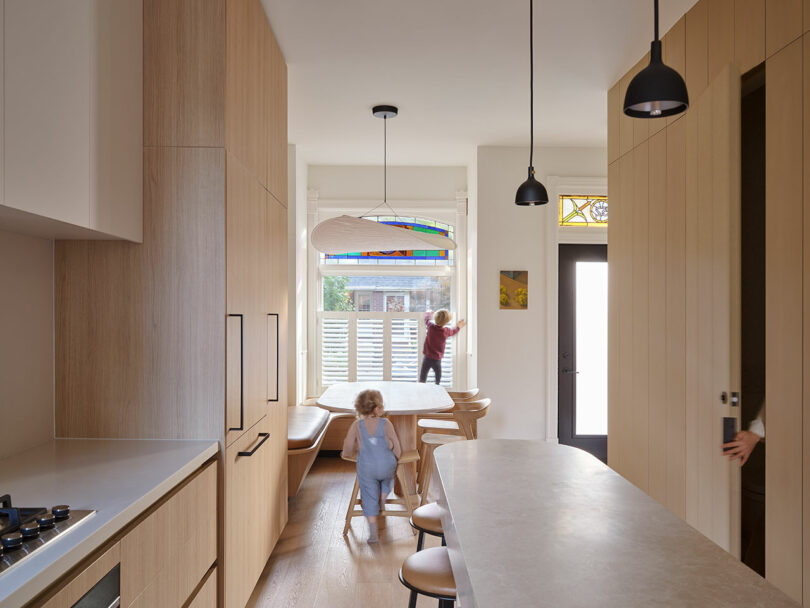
[500,271,528,310]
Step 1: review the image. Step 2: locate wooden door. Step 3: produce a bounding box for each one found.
[224,416,272,608]
[685,63,742,554]
[607,63,741,555]
[226,153,269,446]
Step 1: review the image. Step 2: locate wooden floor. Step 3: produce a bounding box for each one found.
[247,454,446,608]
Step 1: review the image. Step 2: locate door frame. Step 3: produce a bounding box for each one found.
[544,177,608,444]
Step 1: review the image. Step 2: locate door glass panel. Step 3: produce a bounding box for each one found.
[575,261,608,435]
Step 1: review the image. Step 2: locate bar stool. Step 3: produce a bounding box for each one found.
[342,450,420,536]
[410,502,445,551]
[418,434,466,505]
[399,546,457,608]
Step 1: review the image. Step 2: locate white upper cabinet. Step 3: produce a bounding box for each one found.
[1,0,142,241]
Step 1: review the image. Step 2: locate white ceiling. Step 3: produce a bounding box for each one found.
[261,0,697,166]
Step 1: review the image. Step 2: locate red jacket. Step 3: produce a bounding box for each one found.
[423,312,460,360]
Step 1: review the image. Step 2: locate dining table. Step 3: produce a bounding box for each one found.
[316,380,454,501]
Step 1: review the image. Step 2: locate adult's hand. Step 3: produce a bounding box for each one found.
[722,430,761,466]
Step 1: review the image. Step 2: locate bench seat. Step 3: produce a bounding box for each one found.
[287,405,354,497]
[288,406,330,450]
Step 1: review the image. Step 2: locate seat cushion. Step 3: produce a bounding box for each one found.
[287,406,330,449]
[418,418,460,431]
[420,433,467,446]
[400,547,456,599]
[411,502,444,535]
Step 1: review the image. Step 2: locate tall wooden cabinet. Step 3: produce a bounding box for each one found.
[55,0,288,606]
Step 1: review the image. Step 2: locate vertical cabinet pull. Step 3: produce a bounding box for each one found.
[228,313,245,431]
[238,432,269,457]
[268,313,279,402]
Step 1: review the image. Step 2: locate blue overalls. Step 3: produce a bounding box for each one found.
[357,418,398,517]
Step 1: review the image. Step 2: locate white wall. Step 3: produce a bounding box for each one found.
[476,145,606,439]
[308,165,467,202]
[288,145,308,405]
[0,229,54,458]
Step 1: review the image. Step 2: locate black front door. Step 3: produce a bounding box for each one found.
[558,244,608,463]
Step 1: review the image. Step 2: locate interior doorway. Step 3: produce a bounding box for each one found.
[558,244,608,463]
[740,65,766,576]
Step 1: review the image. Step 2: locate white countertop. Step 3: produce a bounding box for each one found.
[434,439,799,608]
[0,438,219,607]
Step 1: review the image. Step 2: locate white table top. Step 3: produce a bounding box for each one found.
[317,381,454,415]
[434,439,799,608]
[0,438,219,608]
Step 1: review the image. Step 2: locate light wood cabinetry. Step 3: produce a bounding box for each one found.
[224,417,272,608]
[1,0,142,241]
[32,462,216,608]
[56,0,288,606]
[188,568,218,608]
[38,543,121,608]
[609,0,810,602]
[122,462,217,607]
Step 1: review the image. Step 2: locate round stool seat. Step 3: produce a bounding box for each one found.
[418,419,460,431]
[411,502,444,535]
[399,547,456,600]
[421,433,466,446]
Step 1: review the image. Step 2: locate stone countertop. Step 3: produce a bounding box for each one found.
[433,439,798,608]
[0,438,219,607]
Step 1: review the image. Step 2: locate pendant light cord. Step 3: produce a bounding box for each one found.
[654,0,659,40]
[361,113,400,219]
[529,0,534,171]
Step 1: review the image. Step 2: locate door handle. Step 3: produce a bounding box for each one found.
[228,313,245,432]
[561,369,579,374]
[268,313,279,402]
[238,432,270,457]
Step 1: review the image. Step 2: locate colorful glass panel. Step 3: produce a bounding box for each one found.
[324,218,452,262]
[559,195,608,227]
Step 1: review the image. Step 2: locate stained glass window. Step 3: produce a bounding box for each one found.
[322,217,454,265]
[559,195,608,227]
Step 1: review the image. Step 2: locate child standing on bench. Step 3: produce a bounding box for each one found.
[420,309,466,384]
[341,389,402,543]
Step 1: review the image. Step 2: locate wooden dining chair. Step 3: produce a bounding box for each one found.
[447,388,479,402]
[418,397,491,440]
[453,397,491,440]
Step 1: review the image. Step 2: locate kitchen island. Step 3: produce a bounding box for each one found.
[0,438,218,607]
[433,439,797,608]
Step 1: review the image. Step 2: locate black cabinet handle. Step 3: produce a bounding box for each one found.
[268,313,279,402]
[228,313,245,432]
[238,432,269,456]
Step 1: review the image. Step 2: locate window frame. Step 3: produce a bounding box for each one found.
[316,257,457,394]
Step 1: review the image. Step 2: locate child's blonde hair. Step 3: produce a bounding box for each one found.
[354,389,384,417]
[434,309,452,327]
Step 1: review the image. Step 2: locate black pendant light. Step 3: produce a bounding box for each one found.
[515,0,548,206]
[624,0,689,118]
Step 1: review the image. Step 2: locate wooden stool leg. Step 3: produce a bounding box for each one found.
[419,444,436,505]
[343,475,360,536]
[396,465,417,535]
[416,442,428,490]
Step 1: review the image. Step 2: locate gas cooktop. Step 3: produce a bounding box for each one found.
[0,494,94,575]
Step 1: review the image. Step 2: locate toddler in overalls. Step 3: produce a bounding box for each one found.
[341,389,402,543]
